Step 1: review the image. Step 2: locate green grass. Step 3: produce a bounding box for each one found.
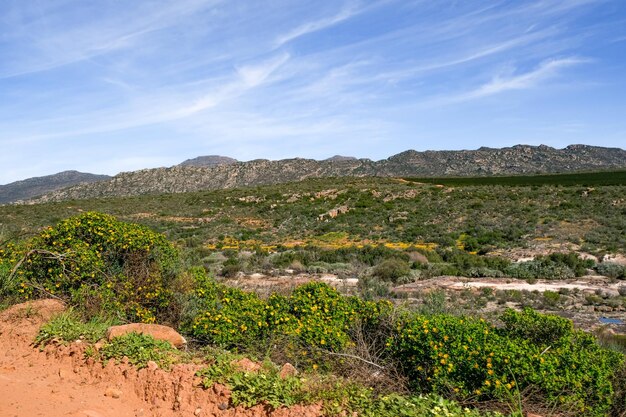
[35,309,113,346]
[99,332,181,369]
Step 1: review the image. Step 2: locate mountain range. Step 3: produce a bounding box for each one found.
[3,144,626,204]
[0,171,111,204]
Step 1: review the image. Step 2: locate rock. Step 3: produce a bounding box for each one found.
[104,387,122,399]
[218,403,229,411]
[602,254,626,266]
[146,360,159,371]
[194,408,202,416]
[106,323,186,348]
[279,363,298,379]
[231,358,261,373]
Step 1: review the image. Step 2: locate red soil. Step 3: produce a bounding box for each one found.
[0,300,321,417]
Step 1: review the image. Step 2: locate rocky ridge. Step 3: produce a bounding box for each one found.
[23,145,626,203]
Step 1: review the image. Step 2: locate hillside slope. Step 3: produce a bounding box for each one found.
[0,171,110,204]
[25,144,626,203]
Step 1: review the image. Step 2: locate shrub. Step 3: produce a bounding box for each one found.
[221,257,242,277]
[505,253,593,280]
[373,259,411,283]
[188,273,268,349]
[597,262,626,279]
[541,290,561,308]
[387,308,623,416]
[188,276,391,358]
[0,261,15,299]
[9,212,180,322]
[196,353,502,417]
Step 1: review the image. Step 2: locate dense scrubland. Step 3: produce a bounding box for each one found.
[1,173,626,416]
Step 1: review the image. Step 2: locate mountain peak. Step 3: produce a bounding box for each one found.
[178,155,238,168]
[324,155,357,162]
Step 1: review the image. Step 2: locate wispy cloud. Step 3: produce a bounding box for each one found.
[0,0,222,79]
[0,0,623,184]
[428,57,588,106]
[236,53,290,87]
[274,3,362,47]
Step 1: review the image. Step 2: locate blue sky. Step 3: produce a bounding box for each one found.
[1,0,626,184]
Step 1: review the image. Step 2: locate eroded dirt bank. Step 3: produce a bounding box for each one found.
[0,300,320,417]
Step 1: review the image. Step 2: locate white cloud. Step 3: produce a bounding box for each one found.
[274,4,361,47]
[430,57,588,106]
[236,53,290,87]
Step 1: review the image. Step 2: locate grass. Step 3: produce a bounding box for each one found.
[99,332,181,369]
[34,309,113,346]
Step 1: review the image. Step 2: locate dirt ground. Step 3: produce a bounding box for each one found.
[0,300,320,417]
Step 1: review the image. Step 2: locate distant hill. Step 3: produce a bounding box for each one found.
[0,171,110,204]
[324,155,357,162]
[178,155,238,168]
[21,145,626,204]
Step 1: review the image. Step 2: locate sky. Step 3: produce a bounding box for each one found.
[1,0,626,184]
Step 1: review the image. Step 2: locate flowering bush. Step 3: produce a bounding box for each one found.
[6,212,179,321]
[189,277,391,355]
[387,308,623,416]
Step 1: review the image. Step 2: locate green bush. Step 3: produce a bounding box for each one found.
[190,278,267,349]
[10,212,180,321]
[196,352,502,417]
[0,261,15,299]
[505,253,593,280]
[188,276,391,356]
[597,262,626,279]
[373,259,411,283]
[387,308,623,416]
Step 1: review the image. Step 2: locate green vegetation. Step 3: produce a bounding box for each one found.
[196,351,505,416]
[2,212,179,321]
[186,274,390,357]
[404,169,626,187]
[1,176,624,256]
[99,332,180,369]
[2,173,626,416]
[187,271,623,415]
[35,309,112,346]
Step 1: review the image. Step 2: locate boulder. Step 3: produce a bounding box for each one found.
[231,358,261,373]
[279,363,298,379]
[106,323,186,348]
